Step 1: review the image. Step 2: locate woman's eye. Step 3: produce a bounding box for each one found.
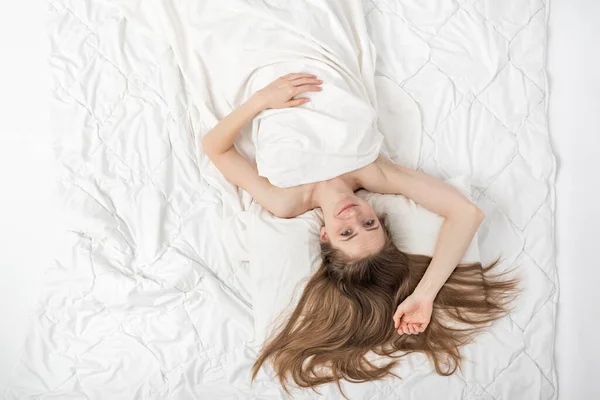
[341,229,352,236]
[364,220,375,227]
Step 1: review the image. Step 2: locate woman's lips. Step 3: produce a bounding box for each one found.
[337,203,357,216]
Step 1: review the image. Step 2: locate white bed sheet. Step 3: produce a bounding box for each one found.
[5,0,597,399]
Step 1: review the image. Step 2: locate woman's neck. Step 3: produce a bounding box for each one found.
[310,176,356,215]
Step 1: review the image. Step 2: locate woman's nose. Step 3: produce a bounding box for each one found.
[342,208,358,218]
[348,210,362,221]
[336,207,360,220]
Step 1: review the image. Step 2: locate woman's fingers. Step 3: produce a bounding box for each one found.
[397,322,425,336]
[291,77,323,86]
[286,98,310,107]
[393,307,405,329]
[397,323,410,335]
[284,73,317,80]
[293,85,322,96]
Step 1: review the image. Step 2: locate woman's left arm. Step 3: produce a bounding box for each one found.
[358,157,485,333]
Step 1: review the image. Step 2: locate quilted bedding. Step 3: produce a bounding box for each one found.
[4,0,557,399]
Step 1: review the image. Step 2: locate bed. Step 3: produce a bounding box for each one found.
[3,0,557,399]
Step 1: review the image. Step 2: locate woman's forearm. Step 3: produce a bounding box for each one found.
[412,207,485,301]
[202,96,264,156]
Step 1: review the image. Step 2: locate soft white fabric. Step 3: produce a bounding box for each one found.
[374,75,423,168]
[243,175,481,345]
[4,1,557,399]
[117,0,387,188]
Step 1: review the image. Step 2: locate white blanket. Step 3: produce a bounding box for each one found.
[117,0,389,188]
[4,0,557,399]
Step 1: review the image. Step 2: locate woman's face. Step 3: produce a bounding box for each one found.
[320,195,386,259]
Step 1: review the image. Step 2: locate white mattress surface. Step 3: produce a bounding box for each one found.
[3,0,557,399]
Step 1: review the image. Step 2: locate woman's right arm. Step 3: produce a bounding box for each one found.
[201,73,322,217]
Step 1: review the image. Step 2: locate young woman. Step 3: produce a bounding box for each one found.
[202,73,518,394]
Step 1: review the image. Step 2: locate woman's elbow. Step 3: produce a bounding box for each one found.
[201,136,214,157]
[467,203,485,223]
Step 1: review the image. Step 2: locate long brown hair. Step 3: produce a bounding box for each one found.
[250,217,519,398]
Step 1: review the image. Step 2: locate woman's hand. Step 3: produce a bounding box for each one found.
[392,294,433,336]
[251,73,323,110]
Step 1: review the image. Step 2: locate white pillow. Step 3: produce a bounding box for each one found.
[245,175,481,345]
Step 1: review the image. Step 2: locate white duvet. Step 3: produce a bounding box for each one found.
[4,0,557,399]
[117,0,387,188]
